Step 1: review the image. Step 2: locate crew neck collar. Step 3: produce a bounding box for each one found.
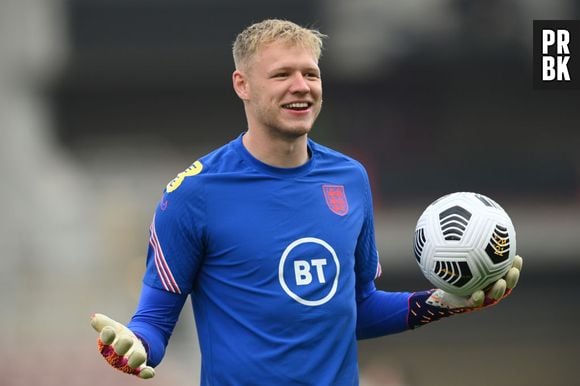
[233,133,315,177]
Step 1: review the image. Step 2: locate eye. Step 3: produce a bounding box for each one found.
[272,72,289,79]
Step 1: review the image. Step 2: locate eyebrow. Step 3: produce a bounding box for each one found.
[267,66,321,75]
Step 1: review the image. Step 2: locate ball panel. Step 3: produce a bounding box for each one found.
[485,224,511,264]
[433,259,473,288]
[413,228,426,263]
[438,205,472,241]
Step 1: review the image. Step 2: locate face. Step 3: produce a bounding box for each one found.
[233,41,323,140]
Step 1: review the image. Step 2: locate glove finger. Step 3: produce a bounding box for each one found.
[469,290,485,307]
[99,326,117,345]
[138,366,155,379]
[127,350,147,369]
[487,279,507,300]
[505,267,520,289]
[91,313,119,333]
[97,334,127,370]
[114,336,134,356]
[513,255,523,271]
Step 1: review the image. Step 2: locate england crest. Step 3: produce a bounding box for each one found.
[322,185,349,216]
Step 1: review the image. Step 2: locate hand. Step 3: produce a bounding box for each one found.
[90,313,155,379]
[408,255,523,328]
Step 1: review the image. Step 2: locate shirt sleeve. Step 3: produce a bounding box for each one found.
[354,164,382,302]
[353,163,412,338]
[127,283,188,366]
[129,171,205,365]
[142,179,206,295]
[356,290,412,339]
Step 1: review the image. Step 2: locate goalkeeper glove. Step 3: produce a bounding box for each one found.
[408,255,523,328]
[90,313,155,379]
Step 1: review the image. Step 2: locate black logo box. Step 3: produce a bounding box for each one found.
[533,20,580,89]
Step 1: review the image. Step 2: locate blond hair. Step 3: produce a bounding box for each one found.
[232,19,326,70]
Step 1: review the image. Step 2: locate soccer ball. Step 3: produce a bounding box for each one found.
[413,192,516,296]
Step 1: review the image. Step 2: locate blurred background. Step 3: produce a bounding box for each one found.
[1,0,579,385]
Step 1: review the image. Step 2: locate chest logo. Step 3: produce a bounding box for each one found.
[322,184,349,216]
[278,237,340,307]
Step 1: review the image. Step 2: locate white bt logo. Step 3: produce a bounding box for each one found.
[294,259,327,285]
[279,237,340,307]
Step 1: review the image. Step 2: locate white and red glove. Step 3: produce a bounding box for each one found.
[408,255,523,328]
[90,313,155,379]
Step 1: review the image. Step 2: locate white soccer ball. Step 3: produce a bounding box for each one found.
[413,192,516,296]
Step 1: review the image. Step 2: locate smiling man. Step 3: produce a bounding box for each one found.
[232,22,324,167]
[91,19,522,386]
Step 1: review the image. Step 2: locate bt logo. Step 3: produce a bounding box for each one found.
[294,259,327,285]
[278,237,340,307]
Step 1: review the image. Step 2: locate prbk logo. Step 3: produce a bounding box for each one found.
[542,29,570,80]
[278,237,340,307]
[533,20,580,89]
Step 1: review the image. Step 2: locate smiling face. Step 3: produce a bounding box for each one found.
[233,41,323,140]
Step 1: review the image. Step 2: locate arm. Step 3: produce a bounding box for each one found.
[127,284,188,366]
[91,171,205,378]
[353,165,523,339]
[356,285,412,339]
[356,256,522,339]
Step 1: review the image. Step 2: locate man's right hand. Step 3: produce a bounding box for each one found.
[90,313,155,379]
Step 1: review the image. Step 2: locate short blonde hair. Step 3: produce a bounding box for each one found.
[232,19,326,70]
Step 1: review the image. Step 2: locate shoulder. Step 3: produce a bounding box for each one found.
[164,137,246,195]
[310,139,370,181]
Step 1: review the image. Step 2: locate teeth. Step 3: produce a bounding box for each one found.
[284,102,309,109]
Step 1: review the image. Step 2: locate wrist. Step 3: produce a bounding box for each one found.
[407,290,466,329]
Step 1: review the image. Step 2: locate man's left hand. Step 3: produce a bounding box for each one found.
[408,255,523,328]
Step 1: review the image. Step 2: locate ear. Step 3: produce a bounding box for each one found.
[232,70,250,100]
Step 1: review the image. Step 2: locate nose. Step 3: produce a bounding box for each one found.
[289,73,310,93]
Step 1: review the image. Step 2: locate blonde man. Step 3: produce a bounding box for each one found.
[91,19,522,385]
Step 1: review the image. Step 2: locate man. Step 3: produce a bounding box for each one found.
[91,19,522,385]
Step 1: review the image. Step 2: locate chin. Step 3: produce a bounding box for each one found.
[283,119,316,136]
[275,125,312,139]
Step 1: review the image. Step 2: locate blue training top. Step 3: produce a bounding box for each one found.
[128,134,411,385]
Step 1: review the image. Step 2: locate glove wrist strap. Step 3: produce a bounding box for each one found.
[407,290,467,329]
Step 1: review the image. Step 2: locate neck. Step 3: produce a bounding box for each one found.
[242,130,309,168]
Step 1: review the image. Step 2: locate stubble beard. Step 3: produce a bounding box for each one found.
[260,104,322,141]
